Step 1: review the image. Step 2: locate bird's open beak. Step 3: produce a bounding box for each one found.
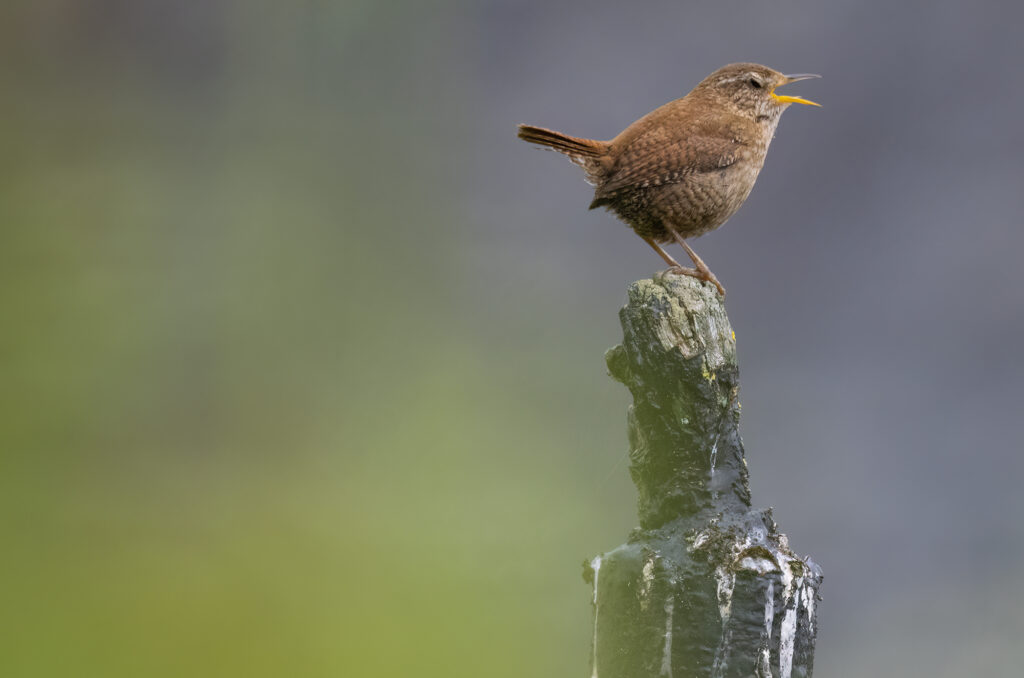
[771,73,821,107]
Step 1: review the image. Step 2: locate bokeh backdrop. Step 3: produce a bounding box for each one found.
[3,1,1023,676]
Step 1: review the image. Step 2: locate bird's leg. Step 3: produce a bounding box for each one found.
[663,227,726,296]
[643,236,697,274]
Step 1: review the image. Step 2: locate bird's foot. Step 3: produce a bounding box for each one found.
[665,266,726,297]
[660,265,698,276]
[655,266,696,285]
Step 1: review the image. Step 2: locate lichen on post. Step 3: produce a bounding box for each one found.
[585,275,822,678]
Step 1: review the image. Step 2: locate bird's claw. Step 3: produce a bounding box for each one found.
[664,266,726,297]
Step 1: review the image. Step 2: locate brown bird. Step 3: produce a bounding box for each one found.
[518,63,820,295]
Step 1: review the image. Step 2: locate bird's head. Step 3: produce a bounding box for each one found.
[696,63,820,124]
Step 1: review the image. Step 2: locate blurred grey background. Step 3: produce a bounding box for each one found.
[2,1,1022,676]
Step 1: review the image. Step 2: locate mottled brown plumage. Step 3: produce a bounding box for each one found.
[518,63,820,295]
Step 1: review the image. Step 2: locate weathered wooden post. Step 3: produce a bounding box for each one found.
[586,275,822,678]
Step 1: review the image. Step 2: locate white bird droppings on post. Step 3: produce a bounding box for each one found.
[660,596,675,677]
[590,555,602,678]
[779,605,797,678]
[802,581,816,635]
[715,566,736,622]
[640,557,656,610]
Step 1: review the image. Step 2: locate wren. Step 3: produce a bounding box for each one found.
[518,63,820,295]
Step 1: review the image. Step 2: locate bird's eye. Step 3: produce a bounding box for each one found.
[748,78,763,89]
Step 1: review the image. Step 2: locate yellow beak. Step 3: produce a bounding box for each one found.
[771,73,822,107]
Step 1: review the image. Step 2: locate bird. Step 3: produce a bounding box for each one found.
[517,63,820,295]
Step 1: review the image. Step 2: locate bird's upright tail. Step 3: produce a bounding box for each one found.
[517,124,604,158]
[517,124,607,185]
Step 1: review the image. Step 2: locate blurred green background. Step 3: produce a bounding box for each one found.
[1,3,633,676]
[3,2,1024,677]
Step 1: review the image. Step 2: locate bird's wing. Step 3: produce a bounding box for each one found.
[596,129,742,197]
